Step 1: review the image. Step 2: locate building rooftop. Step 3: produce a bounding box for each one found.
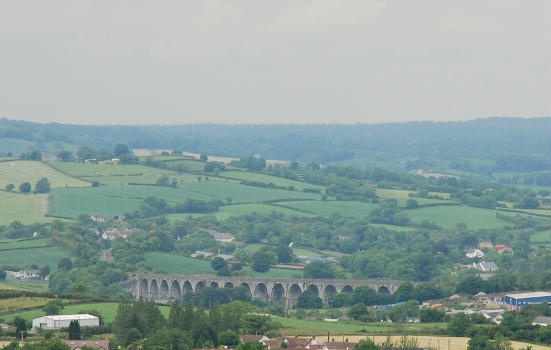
[41,314,98,320]
[505,292,551,299]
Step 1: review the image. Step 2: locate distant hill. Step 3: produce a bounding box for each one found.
[1,117,549,176]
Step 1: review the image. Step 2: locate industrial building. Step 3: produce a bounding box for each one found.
[504,292,551,310]
[32,314,99,330]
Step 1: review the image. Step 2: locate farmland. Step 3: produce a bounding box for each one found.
[0,161,90,189]
[276,200,377,218]
[220,170,324,191]
[145,252,301,278]
[0,191,52,225]
[166,204,312,221]
[0,243,68,270]
[0,280,49,293]
[404,205,516,230]
[0,302,170,324]
[0,297,53,314]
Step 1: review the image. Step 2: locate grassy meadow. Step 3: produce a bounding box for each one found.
[0,280,50,293]
[0,302,170,323]
[220,171,325,191]
[276,200,377,218]
[0,161,89,189]
[0,191,53,225]
[0,297,53,314]
[0,238,69,270]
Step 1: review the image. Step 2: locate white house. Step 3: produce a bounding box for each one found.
[32,314,99,330]
[466,249,485,258]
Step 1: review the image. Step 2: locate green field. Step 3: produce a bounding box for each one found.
[0,191,52,225]
[86,173,200,186]
[220,171,325,191]
[166,204,312,221]
[0,280,50,293]
[274,316,446,335]
[277,200,377,218]
[50,162,174,178]
[145,253,301,278]
[404,206,514,230]
[0,161,90,189]
[178,181,322,203]
[0,302,170,323]
[0,244,68,270]
[530,231,551,243]
[0,138,35,155]
[0,237,53,250]
[157,159,206,171]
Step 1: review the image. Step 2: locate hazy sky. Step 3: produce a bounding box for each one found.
[1,1,549,125]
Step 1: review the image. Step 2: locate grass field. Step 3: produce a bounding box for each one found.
[0,237,53,250]
[157,159,206,171]
[50,162,174,178]
[530,230,551,243]
[220,171,325,191]
[0,280,50,292]
[178,181,322,203]
[0,191,52,225]
[166,204,312,221]
[0,138,35,155]
[0,302,170,323]
[145,253,302,278]
[404,206,513,229]
[368,223,417,232]
[0,161,90,189]
[0,297,52,314]
[276,200,377,218]
[0,244,69,270]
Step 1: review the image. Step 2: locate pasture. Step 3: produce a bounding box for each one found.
[220,171,325,191]
[178,181,322,203]
[50,162,173,178]
[0,161,89,189]
[0,244,68,270]
[0,302,170,323]
[0,138,34,155]
[0,237,53,250]
[276,200,377,218]
[145,253,301,278]
[215,204,312,220]
[0,280,50,293]
[0,191,52,225]
[0,297,52,314]
[404,206,513,230]
[157,159,206,171]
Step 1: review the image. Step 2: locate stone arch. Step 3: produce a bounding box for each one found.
[307,284,320,297]
[224,282,234,289]
[377,286,390,295]
[253,283,269,303]
[140,278,149,299]
[272,284,285,306]
[341,285,353,294]
[288,284,302,307]
[324,285,337,303]
[183,281,193,295]
[170,280,181,299]
[196,281,206,291]
[210,281,219,288]
[150,279,159,300]
[240,283,252,297]
[160,280,169,299]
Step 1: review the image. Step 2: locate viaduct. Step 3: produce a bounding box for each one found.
[121,274,405,308]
